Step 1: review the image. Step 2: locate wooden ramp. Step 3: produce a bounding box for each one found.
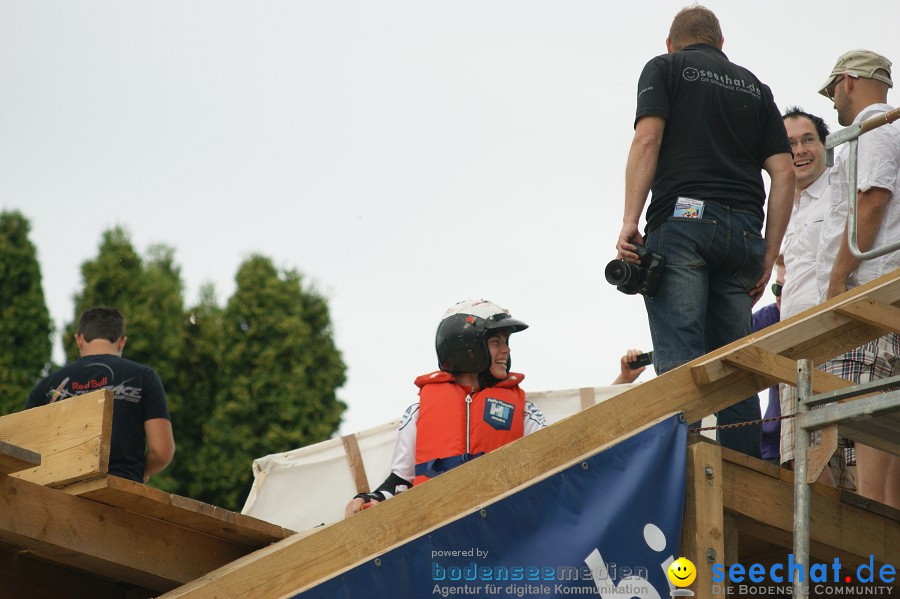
[0,390,293,597]
[161,269,900,598]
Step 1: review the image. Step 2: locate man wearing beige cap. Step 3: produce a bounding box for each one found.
[815,49,900,509]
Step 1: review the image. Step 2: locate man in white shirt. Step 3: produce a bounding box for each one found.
[779,108,831,464]
[816,49,900,508]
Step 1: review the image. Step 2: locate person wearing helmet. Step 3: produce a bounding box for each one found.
[344,299,546,518]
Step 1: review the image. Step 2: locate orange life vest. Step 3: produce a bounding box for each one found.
[413,370,526,485]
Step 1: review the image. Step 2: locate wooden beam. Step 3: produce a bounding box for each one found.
[835,298,900,333]
[721,346,854,392]
[0,473,259,593]
[720,447,900,565]
[162,270,900,598]
[682,440,725,599]
[341,434,370,494]
[0,441,40,475]
[62,475,292,547]
[691,272,900,387]
[0,390,112,486]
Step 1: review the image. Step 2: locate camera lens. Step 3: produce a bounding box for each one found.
[605,260,640,286]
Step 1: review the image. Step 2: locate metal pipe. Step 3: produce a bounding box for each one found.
[793,359,813,599]
[806,373,900,408]
[800,389,900,430]
[825,107,900,260]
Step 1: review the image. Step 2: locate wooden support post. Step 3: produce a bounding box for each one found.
[683,440,725,599]
[341,434,370,494]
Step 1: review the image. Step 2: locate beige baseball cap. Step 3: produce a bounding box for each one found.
[818,49,893,97]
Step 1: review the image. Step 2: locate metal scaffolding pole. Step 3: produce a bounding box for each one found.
[792,359,813,599]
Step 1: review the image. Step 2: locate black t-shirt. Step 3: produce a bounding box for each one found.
[635,44,791,232]
[26,354,170,482]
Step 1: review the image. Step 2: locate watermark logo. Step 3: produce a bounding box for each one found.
[667,557,696,597]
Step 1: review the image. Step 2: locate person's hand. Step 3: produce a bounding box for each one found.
[616,223,645,264]
[749,263,773,307]
[827,278,848,300]
[612,349,646,385]
[345,496,379,518]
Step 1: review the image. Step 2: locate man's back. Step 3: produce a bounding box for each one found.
[27,354,169,482]
[637,43,788,231]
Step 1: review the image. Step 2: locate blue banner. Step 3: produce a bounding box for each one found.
[297,414,686,599]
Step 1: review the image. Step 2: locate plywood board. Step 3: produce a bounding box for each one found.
[0,390,112,486]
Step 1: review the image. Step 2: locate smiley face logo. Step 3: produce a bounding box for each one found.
[682,67,700,81]
[667,557,697,587]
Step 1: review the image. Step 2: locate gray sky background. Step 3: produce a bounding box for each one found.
[2,0,897,436]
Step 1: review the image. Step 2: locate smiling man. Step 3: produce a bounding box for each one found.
[777,108,855,490]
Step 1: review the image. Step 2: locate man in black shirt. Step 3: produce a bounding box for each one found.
[615,6,794,457]
[27,307,175,483]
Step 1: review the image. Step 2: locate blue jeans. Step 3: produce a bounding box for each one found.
[644,201,765,458]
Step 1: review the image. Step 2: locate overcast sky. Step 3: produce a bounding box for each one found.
[2,0,897,436]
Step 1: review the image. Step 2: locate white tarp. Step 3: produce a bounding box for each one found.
[242,383,710,532]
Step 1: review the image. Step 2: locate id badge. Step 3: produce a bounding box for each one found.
[673,197,705,219]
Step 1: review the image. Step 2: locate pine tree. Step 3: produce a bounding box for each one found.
[0,211,52,415]
[193,255,347,510]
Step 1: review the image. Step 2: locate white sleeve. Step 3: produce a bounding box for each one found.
[523,400,547,435]
[388,403,418,486]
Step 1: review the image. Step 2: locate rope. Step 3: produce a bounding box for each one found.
[687,413,795,433]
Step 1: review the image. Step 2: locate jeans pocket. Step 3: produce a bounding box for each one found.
[734,231,766,292]
[657,217,717,267]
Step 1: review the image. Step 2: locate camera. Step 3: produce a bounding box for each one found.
[605,244,665,297]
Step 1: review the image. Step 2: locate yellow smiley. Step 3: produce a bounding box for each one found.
[667,557,697,587]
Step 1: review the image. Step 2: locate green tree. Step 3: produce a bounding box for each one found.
[154,284,224,496]
[0,211,52,415]
[193,255,347,510]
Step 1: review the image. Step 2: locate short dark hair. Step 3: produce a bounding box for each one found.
[78,307,126,343]
[669,5,722,51]
[783,106,830,143]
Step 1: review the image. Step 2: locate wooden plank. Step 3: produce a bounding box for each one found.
[682,440,725,599]
[162,270,900,598]
[721,346,854,392]
[0,390,112,486]
[720,447,900,565]
[691,273,900,387]
[806,426,839,484]
[0,441,40,474]
[0,473,252,593]
[341,434,370,494]
[63,475,292,548]
[835,298,900,333]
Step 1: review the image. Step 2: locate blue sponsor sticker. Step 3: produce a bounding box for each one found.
[483,398,514,430]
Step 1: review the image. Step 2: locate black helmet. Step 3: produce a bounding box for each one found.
[435,300,528,374]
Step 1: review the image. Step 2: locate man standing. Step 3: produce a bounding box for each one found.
[816,49,900,508]
[778,108,850,481]
[27,307,175,483]
[616,5,794,457]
